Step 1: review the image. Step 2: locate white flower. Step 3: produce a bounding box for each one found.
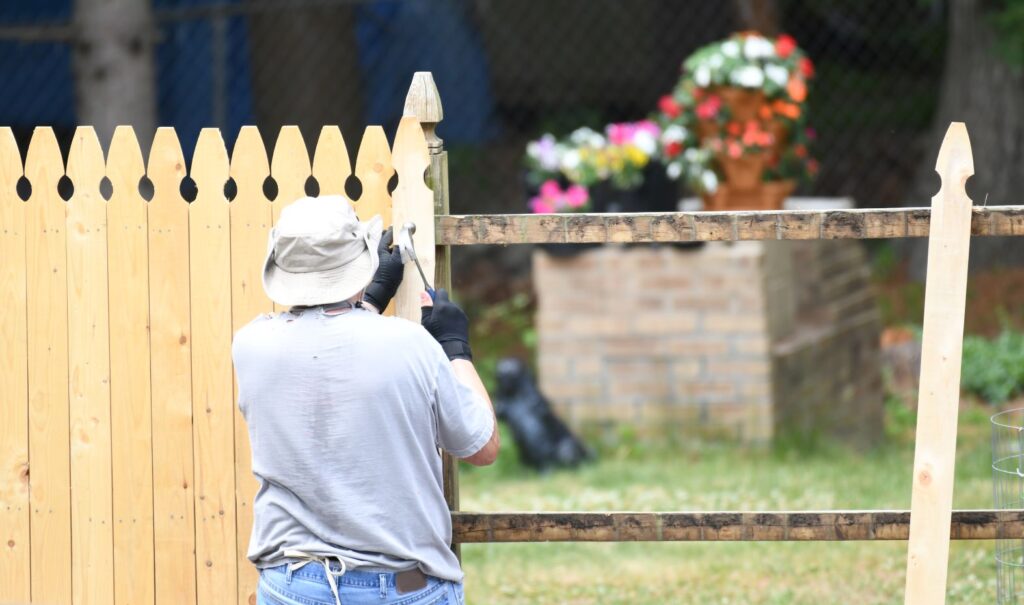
[560,149,581,172]
[633,130,658,156]
[709,54,724,69]
[743,36,775,59]
[667,162,683,180]
[701,170,718,193]
[663,124,687,143]
[721,40,740,58]
[731,65,764,88]
[695,65,711,87]
[765,64,789,87]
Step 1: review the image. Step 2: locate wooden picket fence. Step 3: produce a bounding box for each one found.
[0,111,435,605]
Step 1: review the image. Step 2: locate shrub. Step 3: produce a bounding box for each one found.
[961,330,1024,404]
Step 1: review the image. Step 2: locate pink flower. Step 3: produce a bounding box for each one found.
[564,185,589,209]
[539,179,562,198]
[530,196,555,214]
[696,96,722,120]
[607,123,630,146]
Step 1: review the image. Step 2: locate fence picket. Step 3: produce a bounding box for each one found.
[106,126,155,605]
[228,126,272,605]
[353,126,393,226]
[147,127,197,605]
[66,126,115,605]
[0,127,30,602]
[270,126,310,224]
[188,129,237,605]
[390,118,433,323]
[24,126,72,605]
[312,126,352,199]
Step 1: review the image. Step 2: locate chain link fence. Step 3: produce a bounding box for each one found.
[0,0,947,211]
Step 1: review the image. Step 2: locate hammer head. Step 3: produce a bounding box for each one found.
[395,222,417,264]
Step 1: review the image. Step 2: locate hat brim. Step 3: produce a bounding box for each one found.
[263,247,375,307]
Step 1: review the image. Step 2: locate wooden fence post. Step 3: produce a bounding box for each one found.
[404,72,460,559]
[903,122,974,605]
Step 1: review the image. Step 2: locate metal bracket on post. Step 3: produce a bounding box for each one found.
[404,71,460,560]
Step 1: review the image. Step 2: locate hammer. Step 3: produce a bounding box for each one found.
[396,222,435,299]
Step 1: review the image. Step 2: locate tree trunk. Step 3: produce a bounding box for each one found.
[73,0,158,151]
[247,3,363,151]
[732,0,779,36]
[908,0,1024,277]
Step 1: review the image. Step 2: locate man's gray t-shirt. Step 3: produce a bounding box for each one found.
[232,307,493,582]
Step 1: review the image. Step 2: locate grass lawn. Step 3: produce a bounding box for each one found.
[458,403,1002,604]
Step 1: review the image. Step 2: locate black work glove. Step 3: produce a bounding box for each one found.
[362,227,404,313]
[420,288,473,361]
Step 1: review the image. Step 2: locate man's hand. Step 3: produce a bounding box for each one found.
[363,227,404,313]
[420,289,473,361]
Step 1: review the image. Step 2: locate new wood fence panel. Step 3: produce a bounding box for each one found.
[390,117,433,323]
[228,126,273,605]
[189,129,238,605]
[354,126,394,227]
[269,126,310,226]
[0,127,30,602]
[147,127,197,605]
[65,126,115,605]
[312,126,352,200]
[106,126,155,605]
[25,126,72,605]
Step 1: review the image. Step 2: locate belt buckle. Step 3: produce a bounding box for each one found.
[395,568,428,594]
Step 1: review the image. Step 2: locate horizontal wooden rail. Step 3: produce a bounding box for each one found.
[435,206,1024,245]
[452,510,1024,543]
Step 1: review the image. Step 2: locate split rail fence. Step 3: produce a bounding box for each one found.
[1,71,1024,605]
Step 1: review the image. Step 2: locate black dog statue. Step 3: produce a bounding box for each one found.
[494,357,593,471]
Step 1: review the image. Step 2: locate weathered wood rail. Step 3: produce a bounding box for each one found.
[453,510,1024,543]
[435,206,1024,245]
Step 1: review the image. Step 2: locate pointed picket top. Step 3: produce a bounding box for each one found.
[66,127,106,208]
[147,127,186,207]
[190,128,229,206]
[312,126,352,199]
[933,122,974,204]
[230,126,271,206]
[270,126,311,220]
[392,117,430,182]
[107,126,146,207]
[353,126,394,225]
[390,116,433,323]
[24,127,64,199]
[0,127,21,199]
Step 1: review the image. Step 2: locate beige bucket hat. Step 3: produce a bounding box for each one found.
[262,196,383,307]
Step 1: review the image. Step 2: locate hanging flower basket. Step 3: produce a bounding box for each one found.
[718,152,765,190]
[714,87,765,122]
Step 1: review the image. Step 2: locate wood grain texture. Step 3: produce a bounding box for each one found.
[311,125,352,199]
[390,117,433,323]
[269,126,310,225]
[66,126,115,605]
[904,123,974,605]
[452,510,1024,543]
[228,126,272,605]
[0,126,30,602]
[25,126,72,605]
[434,206,1024,245]
[189,129,237,605]
[147,127,197,605]
[353,125,394,227]
[106,126,155,605]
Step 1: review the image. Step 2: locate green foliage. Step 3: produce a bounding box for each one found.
[466,292,536,393]
[961,329,1024,404]
[992,0,1024,67]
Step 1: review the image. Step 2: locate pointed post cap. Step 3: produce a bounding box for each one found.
[404,72,443,126]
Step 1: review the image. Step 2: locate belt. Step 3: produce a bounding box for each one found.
[282,551,428,605]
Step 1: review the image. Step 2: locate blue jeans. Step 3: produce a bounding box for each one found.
[258,562,465,605]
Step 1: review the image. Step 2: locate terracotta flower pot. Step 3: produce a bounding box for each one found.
[697,120,720,142]
[760,179,796,210]
[702,184,766,212]
[714,87,765,122]
[718,152,765,190]
[769,120,789,158]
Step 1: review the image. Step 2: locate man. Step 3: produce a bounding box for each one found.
[232,196,499,605]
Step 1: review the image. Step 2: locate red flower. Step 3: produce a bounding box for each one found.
[799,57,815,79]
[807,158,820,175]
[775,34,797,59]
[665,141,683,158]
[726,121,742,136]
[658,95,682,119]
[696,95,722,120]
